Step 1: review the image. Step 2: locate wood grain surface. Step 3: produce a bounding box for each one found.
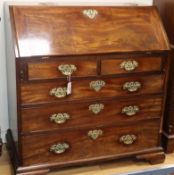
[21,74,165,105]
[10,6,169,57]
[101,56,163,75]
[21,96,162,133]
[5,5,170,174]
[154,0,174,153]
[28,59,97,80]
[21,120,160,166]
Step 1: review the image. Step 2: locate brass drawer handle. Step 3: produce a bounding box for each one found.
[120,60,138,72]
[83,9,98,19]
[88,129,103,140]
[58,64,77,76]
[123,81,141,92]
[50,87,67,98]
[89,103,104,114]
[50,113,70,124]
[90,80,106,92]
[122,106,140,116]
[50,143,69,154]
[120,134,137,145]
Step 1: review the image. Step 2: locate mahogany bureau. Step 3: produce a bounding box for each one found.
[5,5,170,175]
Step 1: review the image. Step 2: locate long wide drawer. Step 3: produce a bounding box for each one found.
[21,96,163,133]
[21,120,160,166]
[21,74,164,105]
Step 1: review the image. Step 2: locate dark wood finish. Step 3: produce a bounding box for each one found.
[154,0,174,153]
[6,130,50,175]
[6,128,164,175]
[11,6,169,58]
[21,96,162,133]
[21,120,160,166]
[153,0,174,46]
[6,129,21,174]
[6,5,170,175]
[21,74,164,105]
[28,59,97,80]
[101,56,163,75]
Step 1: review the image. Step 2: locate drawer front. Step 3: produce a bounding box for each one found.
[21,120,160,166]
[27,59,97,80]
[21,75,164,105]
[101,56,163,75]
[21,96,162,132]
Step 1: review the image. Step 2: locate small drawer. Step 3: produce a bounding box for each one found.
[21,120,160,166]
[101,56,163,75]
[27,59,97,80]
[21,96,162,132]
[21,74,164,105]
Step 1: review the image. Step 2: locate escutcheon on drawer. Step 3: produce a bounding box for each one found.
[21,120,160,166]
[27,59,97,80]
[101,56,163,75]
[21,74,164,105]
[21,96,163,132]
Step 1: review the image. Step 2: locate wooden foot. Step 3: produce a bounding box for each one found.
[6,129,50,175]
[6,129,20,172]
[136,151,165,165]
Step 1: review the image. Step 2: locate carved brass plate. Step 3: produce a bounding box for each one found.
[123,81,141,92]
[50,113,70,124]
[122,106,140,116]
[89,103,104,114]
[50,143,69,154]
[120,134,137,145]
[88,129,103,140]
[58,64,77,76]
[90,80,106,92]
[120,60,138,72]
[83,9,98,19]
[49,87,67,98]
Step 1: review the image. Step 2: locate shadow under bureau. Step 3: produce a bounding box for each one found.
[5,5,170,175]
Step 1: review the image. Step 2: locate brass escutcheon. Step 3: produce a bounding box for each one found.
[123,81,141,92]
[83,9,98,19]
[49,87,67,98]
[119,134,137,145]
[120,134,137,145]
[90,80,106,92]
[50,143,69,154]
[58,64,77,76]
[89,104,104,114]
[122,106,140,116]
[88,129,103,140]
[50,113,70,124]
[120,60,138,72]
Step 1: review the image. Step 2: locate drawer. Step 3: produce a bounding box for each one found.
[21,96,162,132]
[27,59,97,80]
[101,56,163,75]
[21,120,160,166]
[21,74,164,105]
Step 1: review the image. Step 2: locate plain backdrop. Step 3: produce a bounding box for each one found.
[0,0,153,142]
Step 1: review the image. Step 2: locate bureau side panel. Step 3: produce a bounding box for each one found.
[154,0,174,152]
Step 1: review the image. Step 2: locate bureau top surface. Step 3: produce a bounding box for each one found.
[10,6,169,58]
